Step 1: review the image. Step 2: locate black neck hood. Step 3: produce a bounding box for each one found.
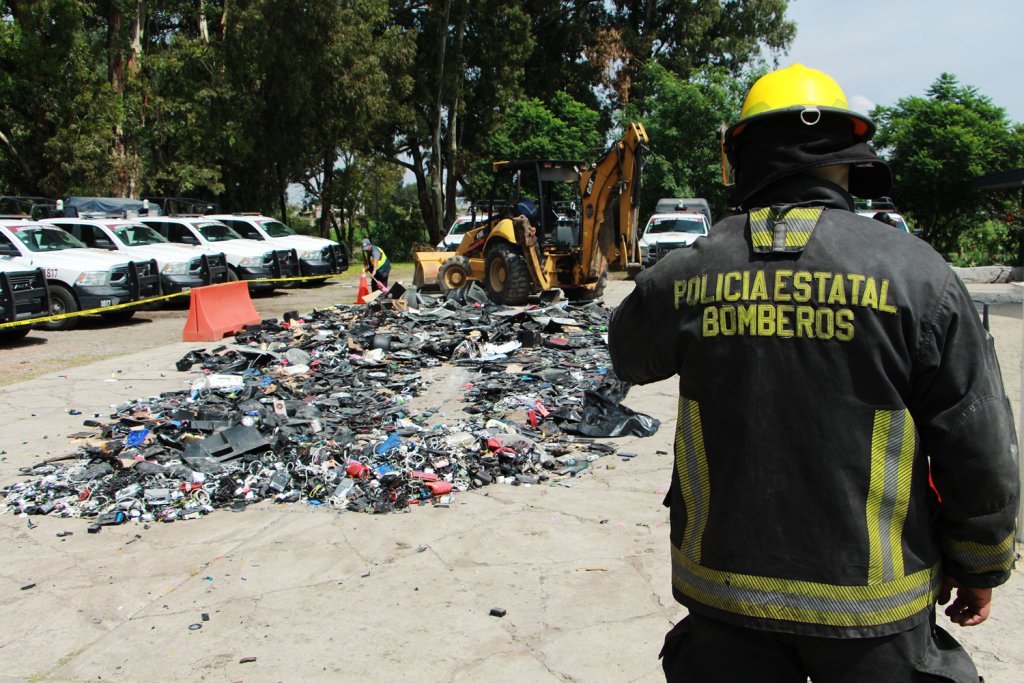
[744,174,855,213]
[729,115,891,210]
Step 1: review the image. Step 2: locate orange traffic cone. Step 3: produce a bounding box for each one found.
[355,272,370,304]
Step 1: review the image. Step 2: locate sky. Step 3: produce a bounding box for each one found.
[780,0,1024,123]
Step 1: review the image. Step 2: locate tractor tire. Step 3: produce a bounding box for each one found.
[438,256,473,294]
[563,271,608,302]
[38,284,79,331]
[485,243,532,305]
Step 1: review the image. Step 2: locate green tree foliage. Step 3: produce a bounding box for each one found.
[952,218,1017,267]
[624,62,751,220]
[464,92,603,200]
[141,32,233,199]
[216,0,407,218]
[602,0,794,102]
[872,74,1024,256]
[0,1,123,196]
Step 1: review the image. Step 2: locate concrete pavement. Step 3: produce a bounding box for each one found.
[0,279,1020,682]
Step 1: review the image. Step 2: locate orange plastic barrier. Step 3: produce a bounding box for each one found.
[355,272,370,304]
[182,281,261,342]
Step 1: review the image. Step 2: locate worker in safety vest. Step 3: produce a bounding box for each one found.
[361,237,390,291]
[609,64,1018,682]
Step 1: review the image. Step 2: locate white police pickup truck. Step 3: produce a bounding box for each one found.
[436,215,476,251]
[639,211,711,267]
[41,217,229,295]
[207,213,348,282]
[0,220,160,330]
[0,261,50,341]
[137,215,299,293]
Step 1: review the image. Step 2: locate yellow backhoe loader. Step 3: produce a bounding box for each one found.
[413,122,649,304]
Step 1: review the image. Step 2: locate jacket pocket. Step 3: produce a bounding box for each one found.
[912,624,980,683]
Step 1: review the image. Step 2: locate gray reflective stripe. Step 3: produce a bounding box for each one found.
[944,532,1016,574]
[867,410,915,584]
[675,397,710,563]
[672,545,940,627]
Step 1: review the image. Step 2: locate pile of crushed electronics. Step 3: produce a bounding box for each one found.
[4,284,659,532]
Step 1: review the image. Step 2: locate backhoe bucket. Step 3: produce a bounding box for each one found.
[413,251,453,289]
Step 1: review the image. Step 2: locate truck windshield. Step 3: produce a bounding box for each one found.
[14,227,87,252]
[645,217,706,235]
[450,219,474,235]
[112,224,168,246]
[196,222,244,242]
[259,220,296,238]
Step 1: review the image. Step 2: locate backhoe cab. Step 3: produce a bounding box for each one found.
[413,122,648,304]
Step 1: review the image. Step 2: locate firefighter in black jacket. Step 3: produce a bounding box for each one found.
[609,64,1018,682]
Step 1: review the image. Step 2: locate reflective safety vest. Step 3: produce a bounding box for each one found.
[364,245,388,270]
[609,205,1018,638]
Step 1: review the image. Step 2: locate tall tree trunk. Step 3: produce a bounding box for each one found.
[410,144,437,242]
[428,0,452,244]
[107,2,146,197]
[275,163,287,223]
[198,0,210,42]
[107,5,129,196]
[320,152,334,239]
[443,8,466,232]
[128,1,145,76]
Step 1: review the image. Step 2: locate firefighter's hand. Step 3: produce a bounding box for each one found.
[938,575,991,626]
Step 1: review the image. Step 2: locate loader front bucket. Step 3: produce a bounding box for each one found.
[413,251,453,289]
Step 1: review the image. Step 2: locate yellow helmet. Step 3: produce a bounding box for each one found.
[725,64,874,151]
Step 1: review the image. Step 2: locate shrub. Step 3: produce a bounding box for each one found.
[951,219,1017,267]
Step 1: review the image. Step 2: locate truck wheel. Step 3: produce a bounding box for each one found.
[438,256,473,294]
[227,266,239,282]
[0,326,30,342]
[38,285,79,331]
[564,272,607,302]
[485,243,531,305]
[100,308,136,322]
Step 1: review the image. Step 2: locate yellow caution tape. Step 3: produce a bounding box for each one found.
[0,272,348,329]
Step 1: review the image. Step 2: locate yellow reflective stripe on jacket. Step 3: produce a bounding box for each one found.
[943,532,1016,574]
[376,246,389,269]
[748,207,823,253]
[671,545,941,627]
[866,409,916,584]
[675,397,710,563]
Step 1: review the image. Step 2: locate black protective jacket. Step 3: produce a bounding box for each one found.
[609,184,1018,638]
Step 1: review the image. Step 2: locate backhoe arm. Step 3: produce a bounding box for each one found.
[578,122,649,279]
